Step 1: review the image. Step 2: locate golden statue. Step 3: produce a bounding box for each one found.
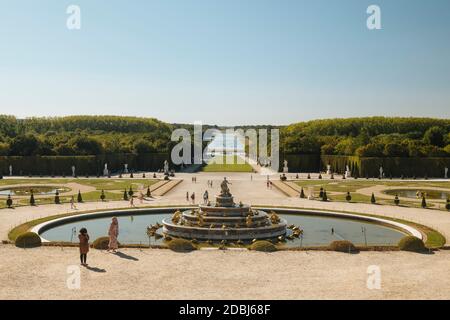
[270,211,280,224]
[246,215,253,227]
[171,210,182,224]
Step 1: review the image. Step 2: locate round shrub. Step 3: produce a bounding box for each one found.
[249,240,277,252]
[329,240,357,253]
[15,232,42,248]
[398,236,426,252]
[167,238,196,252]
[92,236,119,250]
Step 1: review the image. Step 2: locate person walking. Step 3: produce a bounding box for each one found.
[78,228,89,266]
[203,190,209,204]
[70,195,76,210]
[186,191,189,201]
[190,192,195,204]
[108,217,119,253]
[130,196,134,207]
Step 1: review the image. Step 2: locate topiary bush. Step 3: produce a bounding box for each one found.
[6,195,13,208]
[249,240,277,252]
[77,190,83,203]
[446,198,450,210]
[421,196,427,208]
[394,195,400,206]
[167,238,196,252]
[15,232,42,248]
[345,191,352,202]
[92,236,119,250]
[398,236,426,252]
[371,193,376,204]
[329,240,357,253]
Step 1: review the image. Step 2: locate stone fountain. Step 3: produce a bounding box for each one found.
[162,178,287,241]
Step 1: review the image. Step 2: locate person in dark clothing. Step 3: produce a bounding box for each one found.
[78,227,90,266]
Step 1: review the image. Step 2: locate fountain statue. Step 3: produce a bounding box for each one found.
[162,178,287,241]
[220,177,232,197]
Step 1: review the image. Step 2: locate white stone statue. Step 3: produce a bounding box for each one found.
[445,167,448,179]
[124,164,128,174]
[379,166,384,179]
[326,164,331,175]
[345,165,351,178]
[9,165,12,176]
[283,160,288,173]
[103,164,109,176]
[71,165,76,177]
[164,160,169,174]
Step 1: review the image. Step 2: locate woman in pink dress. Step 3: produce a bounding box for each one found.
[108,217,119,253]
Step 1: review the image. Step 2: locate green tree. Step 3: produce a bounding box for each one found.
[423,126,445,147]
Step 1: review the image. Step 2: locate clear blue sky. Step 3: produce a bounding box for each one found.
[0,0,449,125]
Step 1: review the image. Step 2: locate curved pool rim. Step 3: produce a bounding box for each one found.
[31,207,423,243]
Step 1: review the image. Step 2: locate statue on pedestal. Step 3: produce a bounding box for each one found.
[283,160,288,173]
[164,160,169,175]
[124,164,128,174]
[9,165,12,176]
[103,164,109,176]
[220,177,232,197]
[445,167,448,179]
[71,165,76,177]
[326,164,331,175]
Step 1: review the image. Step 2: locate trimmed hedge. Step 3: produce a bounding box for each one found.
[249,240,277,252]
[167,238,197,252]
[92,236,119,250]
[329,240,357,253]
[398,236,426,252]
[15,232,42,248]
[0,153,171,176]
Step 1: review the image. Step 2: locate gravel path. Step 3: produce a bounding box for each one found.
[1,245,449,300]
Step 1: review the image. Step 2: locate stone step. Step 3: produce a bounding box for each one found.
[271,180,299,197]
[152,179,183,196]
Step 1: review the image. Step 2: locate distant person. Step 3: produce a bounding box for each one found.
[138,191,144,204]
[186,191,189,201]
[78,228,89,266]
[203,190,209,204]
[108,217,119,253]
[331,228,334,235]
[70,195,76,210]
[191,192,195,204]
[129,196,134,207]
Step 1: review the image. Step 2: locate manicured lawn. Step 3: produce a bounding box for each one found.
[201,155,253,172]
[294,179,448,210]
[1,178,158,208]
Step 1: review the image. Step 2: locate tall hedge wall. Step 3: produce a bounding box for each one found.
[359,157,450,178]
[282,154,321,172]
[320,155,361,176]
[0,153,171,176]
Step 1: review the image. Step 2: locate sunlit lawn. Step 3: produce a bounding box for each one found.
[202,155,253,172]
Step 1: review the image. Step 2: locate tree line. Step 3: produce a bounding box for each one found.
[0,115,176,156]
[281,117,450,157]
